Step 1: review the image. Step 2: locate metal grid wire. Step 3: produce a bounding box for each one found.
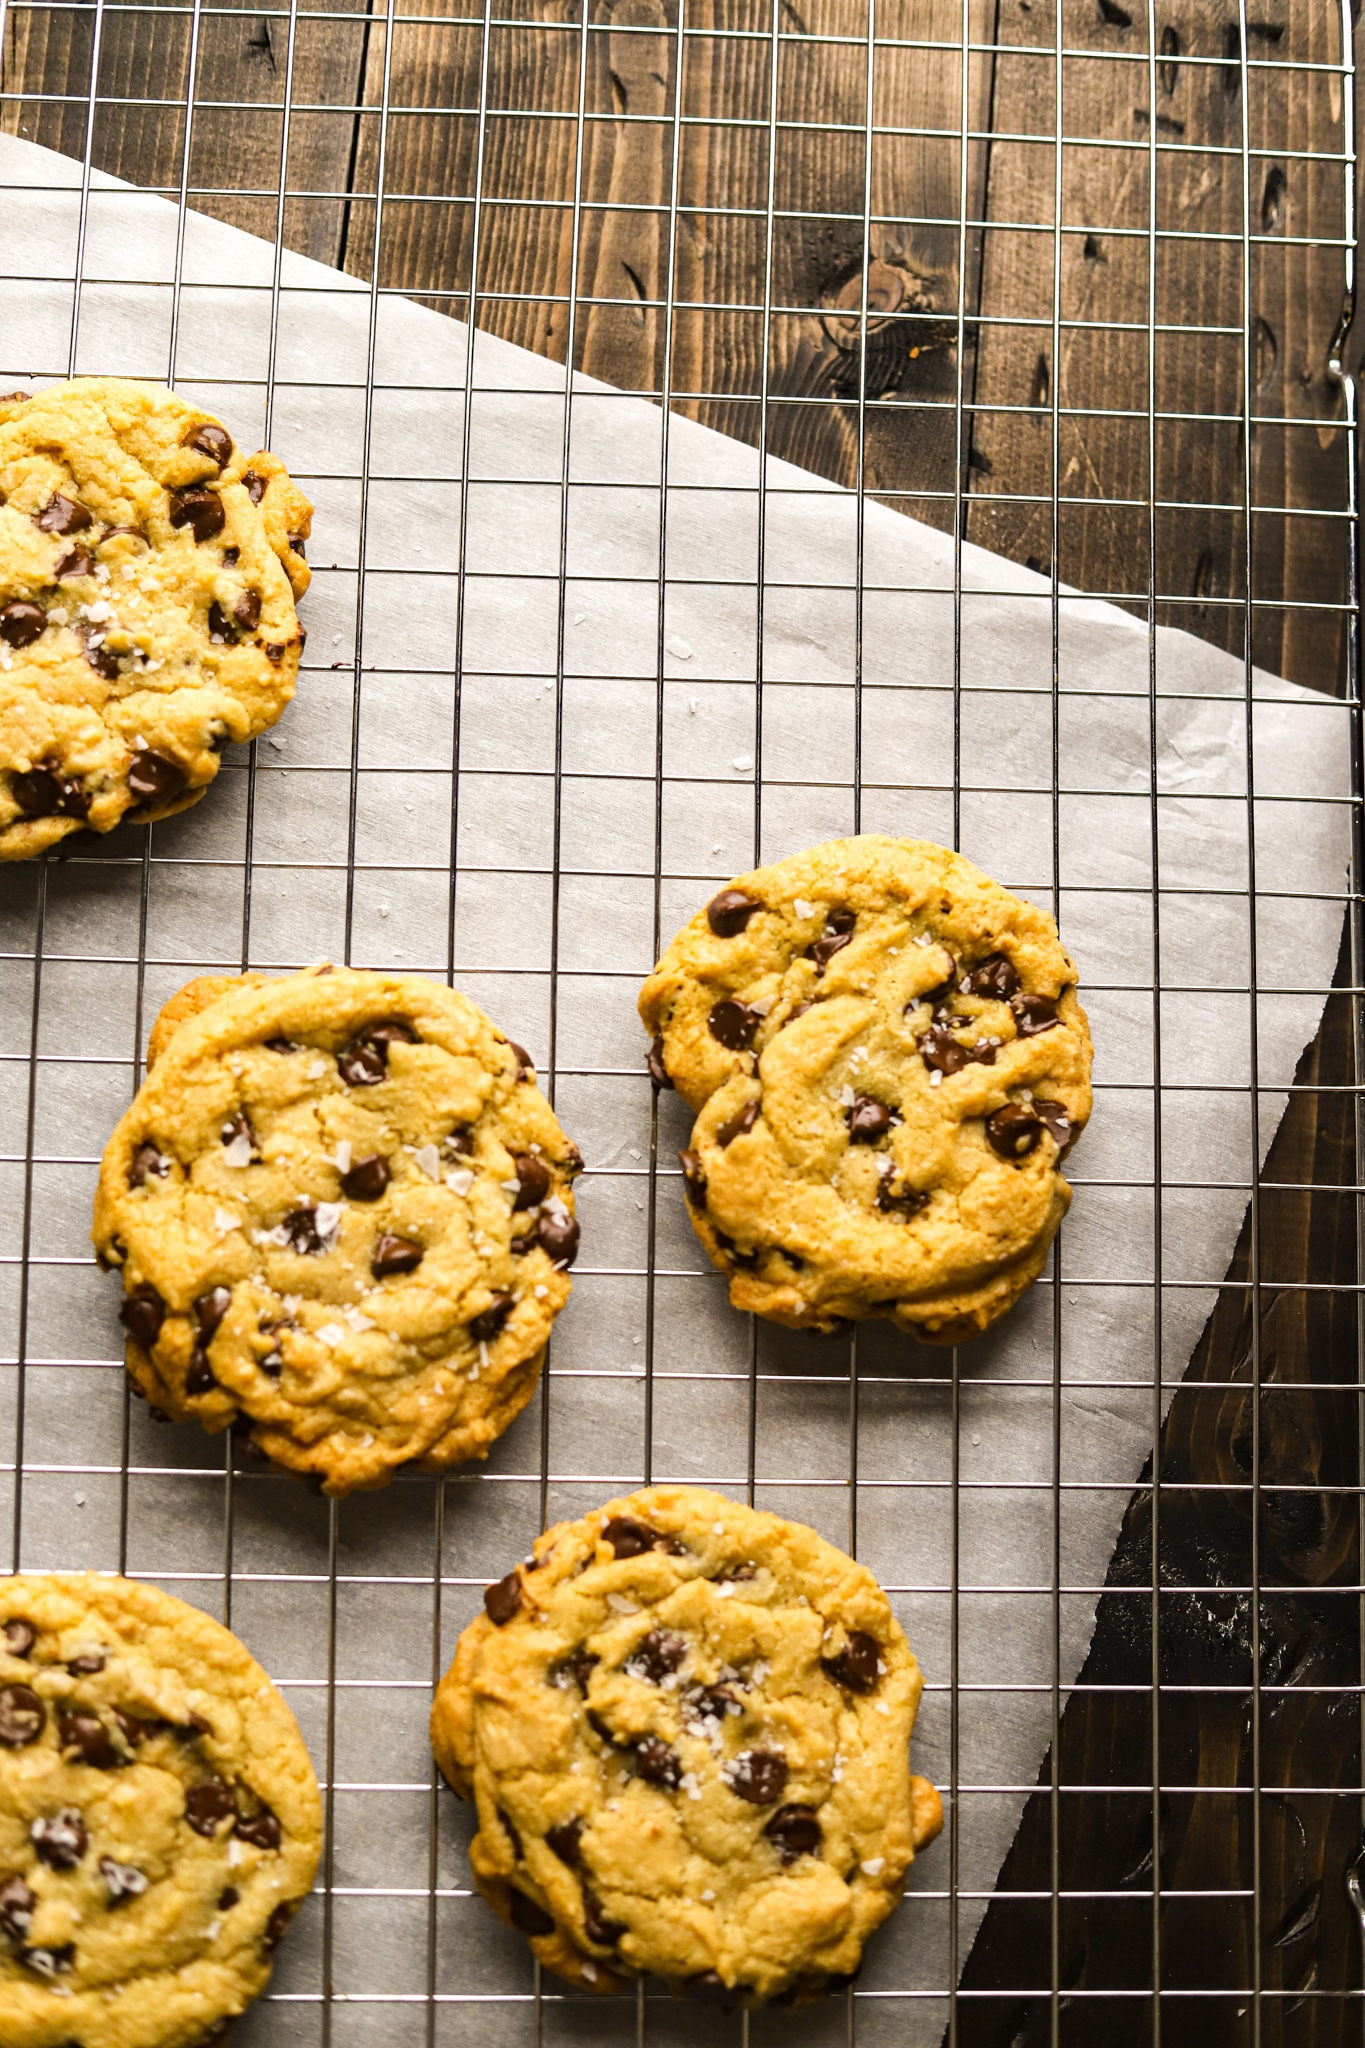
[0,0,1360,2041]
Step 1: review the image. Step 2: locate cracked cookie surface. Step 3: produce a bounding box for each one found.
[0,377,311,859]
[640,836,1093,1343]
[0,1572,320,2048]
[92,967,582,1495]
[430,1485,941,2004]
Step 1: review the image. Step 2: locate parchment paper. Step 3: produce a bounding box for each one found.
[0,132,1353,2044]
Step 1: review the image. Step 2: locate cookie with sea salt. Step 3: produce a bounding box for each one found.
[639,835,1092,1343]
[92,966,583,1496]
[0,377,311,860]
[430,1485,942,2005]
[0,1572,320,2047]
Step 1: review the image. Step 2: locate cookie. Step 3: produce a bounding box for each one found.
[430,1485,941,2005]
[92,966,583,1496]
[639,835,1092,1343]
[0,1572,320,2048]
[0,377,312,860]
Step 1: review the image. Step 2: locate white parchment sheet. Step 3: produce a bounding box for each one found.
[0,132,1353,2044]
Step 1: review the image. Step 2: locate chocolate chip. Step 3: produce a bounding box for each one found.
[919,1023,970,1076]
[234,589,261,630]
[688,1683,740,1723]
[289,534,306,558]
[806,909,856,975]
[55,545,93,579]
[0,1874,35,1938]
[847,1095,893,1143]
[512,1154,551,1209]
[119,1286,166,1349]
[235,1806,281,1850]
[264,642,285,664]
[724,1748,787,1804]
[633,1736,682,1789]
[59,1713,119,1769]
[602,1516,657,1558]
[186,1349,217,1396]
[0,600,44,648]
[508,1041,535,1082]
[243,470,266,506]
[708,999,760,1050]
[0,1683,43,1746]
[445,1127,475,1158]
[19,1942,75,1978]
[1034,1099,1073,1150]
[583,1883,624,1945]
[764,1804,821,1864]
[686,1971,738,2006]
[99,1853,148,1903]
[221,1113,257,1156]
[2,1618,35,1658]
[112,1709,153,1746]
[986,1103,1044,1160]
[707,889,761,937]
[196,1286,232,1341]
[716,1099,758,1148]
[498,1808,523,1859]
[368,1019,418,1052]
[536,1210,580,1266]
[35,493,92,534]
[632,1628,685,1683]
[170,486,225,543]
[341,1153,390,1201]
[962,953,1019,1000]
[823,1631,881,1692]
[563,1647,598,1694]
[218,1886,240,1910]
[647,1036,673,1089]
[337,1041,384,1086]
[207,600,237,641]
[371,1232,423,1278]
[876,1177,929,1220]
[586,1709,619,1747]
[264,1900,294,1947]
[129,1142,169,1188]
[32,1808,87,1867]
[67,1652,106,1675]
[484,1571,522,1625]
[470,1292,514,1343]
[509,1889,555,1937]
[678,1149,707,1206]
[1011,993,1060,1037]
[184,1781,237,1836]
[546,1816,583,1865]
[81,627,121,680]
[783,1001,814,1027]
[185,421,233,466]
[281,1205,334,1255]
[128,749,186,806]
[11,763,90,818]
[264,1036,298,1054]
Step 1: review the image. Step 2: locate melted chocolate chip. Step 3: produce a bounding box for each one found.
[128,749,186,807]
[264,1900,294,1948]
[0,1873,35,1938]
[633,1629,685,1683]
[633,1736,682,1789]
[119,1287,166,1349]
[234,588,261,630]
[508,1041,536,1082]
[184,1781,237,1836]
[714,1229,757,1268]
[647,1036,673,1089]
[545,1816,583,1865]
[235,1807,281,1850]
[583,1884,624,1945]
[725,1748,787,1804]
[169,487,225,543]
[66,1652,106,1675]
[35,494,92,535]
[919,1023,971,1076]
[0,1684,44,1746]
[512,1153,551,1209]
[186,1349,217,1396]
[32,1809,87,1867]
[688,1683,740,1723]
[55,545,93,579]
[281,1205,333,1256]
[962,953,1019,1000]
[59,1713,119,1769]
[99,1853,148,1903]
[764,1804,822,1864]
[509,1889,555,1937]
[823,1631,881,1692]
[563,1648,598,1694]
[876,1177,930,1220]
[678,1149,707,1205]
[986,1103,1043,1160]
[341,1153,390,1201]
[195,1286,232,1342]
[221,1112,257,1155]
[536,1210,580,1267]
[243,470,266,506]
[847,1095,894,1143]
[130,1142,169,1187]
[708,999,760,1051]
[602,1516,657,1558]
[806,908,856,974]
[371,1232,423,1279]
[19,1942,75,1978]
[470,1292,514,1344]
[1034,1099,1073,1150]
[81,627,121,680]
[1011,992,1060,1037]
[185,421,233,466]
[2,1618,35,1657]
[707,889,761,937]
[484,1571,522,1625]
[208,600,236,640]
[11,763,90,819]
[716,1100,758,1148]
[0,600,44,648]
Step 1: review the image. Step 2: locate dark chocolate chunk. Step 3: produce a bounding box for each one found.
[128,749,185,806]
[470,1292,514,1344]
[341,1152,389,1201]
[55,545,93,579]
[234,588,261,630]
[724,1748,787,1804]
[185,421,233,466]
[632,1628,685,1684]
[985,1102,1044,1160]
[243,470,266,506]
[18,1941,75,1978]
[822,1631,881,1692]
[184,1780,237,1836]
[337,1042,384,1087]
[196,1286,232,1341]
[708,999,760,1051]
[99,1853,148,1903]
[59,1713,120,1769]
[371,1233,423,1278]
[716,1099,758,1148]
[499,1808,523,1859]
[367,1019,418,1052]
[0,1684,44,1745]
[806,909,856,975]
[507,1040,535,1082]
[509,1889,555,1937]
[678,1149,707,1206]
[0,1874,35,1938]
[0,600,44,648]
[707,889,760,938]
[34,493,92,534]
[169,486,225,543]
[119,1286,166,1349]
[764,1804,822,1864]
[847,1095,893,1143]
[32,1808,88,1867]
[602,1516,657,1558]
[647,1036,673,1090]
[1010,993,1060,1037]
[633,1736,682,1789]
[2,1618,35,1657]
[11,763,90,818]
[66,1652,106,1675]
[280,1205,334,1256]
[264,643,284,664]
[536,1210,580,1267]
[235,1806,281,1850]
[221,1113,257,1156]
[264,1900,294,1947]
[962,953,1019,1000]
[919,1023,970,1076]
[484,1571,522,1625]
[1034,1099,1073,1150]
[545,1816,583,1865]
[582,1883,624,1945]
[512,1153,551,1210]
[129,1142,169,1188]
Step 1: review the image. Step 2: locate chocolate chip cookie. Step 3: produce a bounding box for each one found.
[0,1572,320,2047]
[640,835,1092,1343]
[430,1485,942,2005]
[0,378,311,859]
[92,966,583,1495]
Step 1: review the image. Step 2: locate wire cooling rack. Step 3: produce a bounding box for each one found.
[0,0,1361,2042]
